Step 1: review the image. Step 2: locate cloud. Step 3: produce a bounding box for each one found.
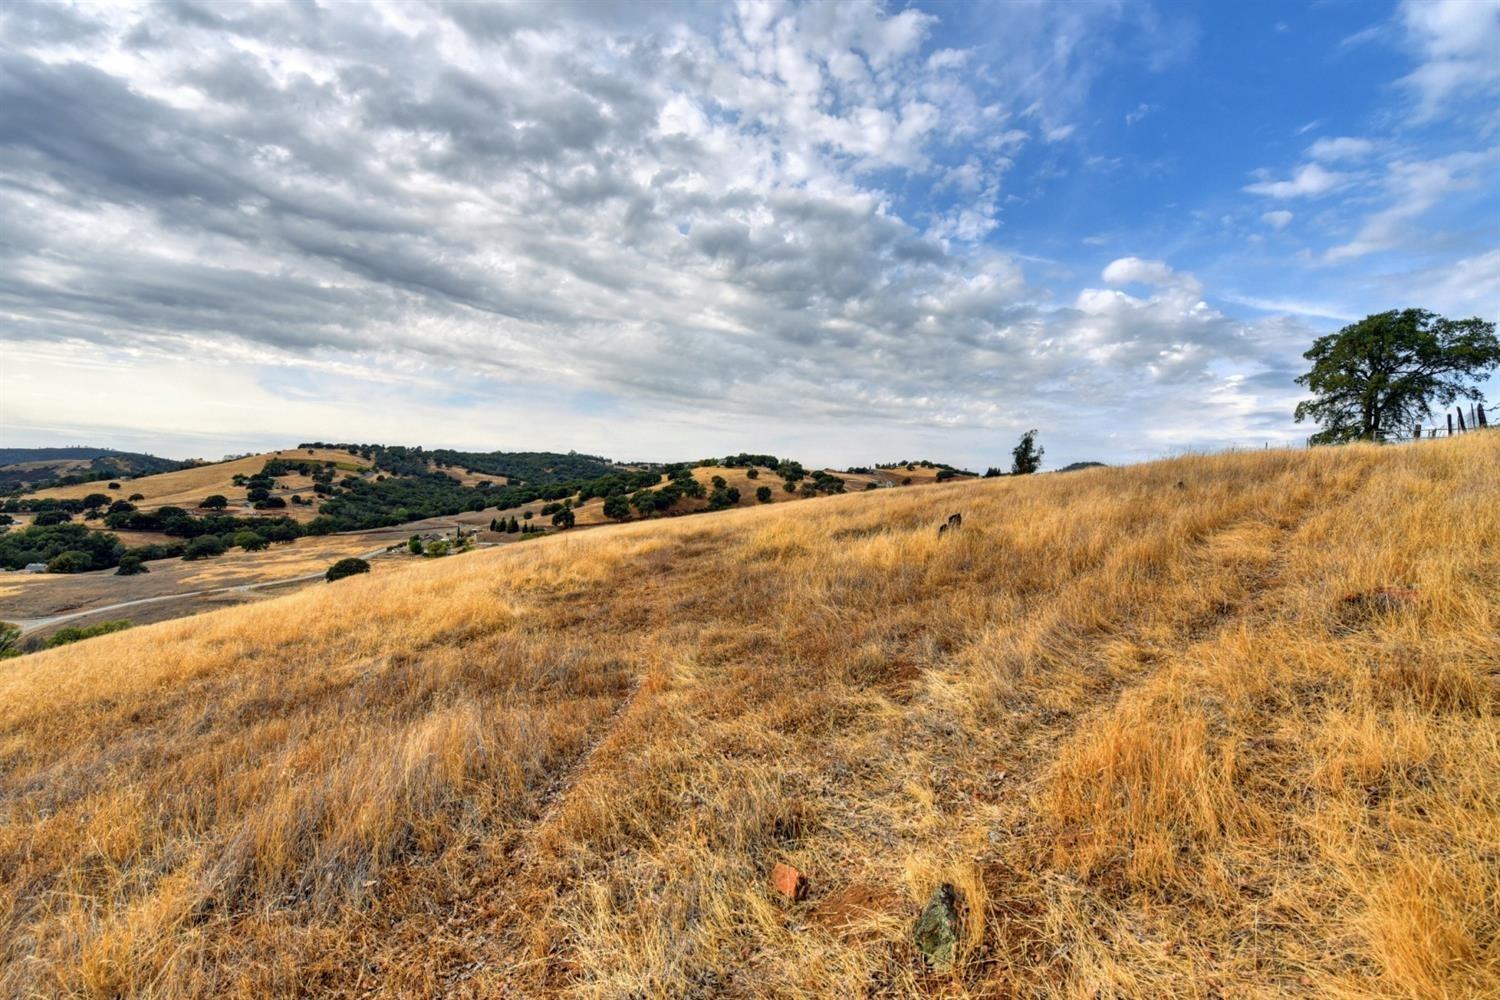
[1306,136,1374,161]
[1398,0,1500,119]
[1244,163,1351,199]
[1125,102,1158,126]
[0,1,1335,466]
[1326,150,1495,261]
[1261,210,1294,230]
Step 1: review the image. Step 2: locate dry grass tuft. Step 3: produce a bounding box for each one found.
[1,435,1496,997]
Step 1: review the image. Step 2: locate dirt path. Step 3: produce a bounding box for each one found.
[10,545,393,635]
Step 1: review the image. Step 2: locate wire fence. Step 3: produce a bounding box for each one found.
[1411,401,1488,440]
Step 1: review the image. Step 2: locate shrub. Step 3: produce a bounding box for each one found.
[183,535,226,560]
[115,554,149,575]
[128,493,145,501]
[108,482,121,490]
[408,535,424,555]
[47,550,95,573]
[603,494,631,520]
[784,481,796,493]
[246,487,270,502]
[254,497,287,509]
[45,620,131,648]
[756,486,772,503]
[711,475,728,490]
[33,511,71,526]
[552,508,576,529]
[233,530,268,552]
[82,493,111,510]
[0,622,20,659]
[201,495,229,510]
[425,539,451,557]
[325,557,370,582]
[746,468,759,479]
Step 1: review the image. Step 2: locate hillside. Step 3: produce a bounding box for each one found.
[0,435,1495,997]
[0,447,184,491]
[19,447,370,513]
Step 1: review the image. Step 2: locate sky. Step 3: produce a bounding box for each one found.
[1,0,1497,470]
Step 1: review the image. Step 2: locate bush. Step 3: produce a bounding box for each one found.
[128,493,145,501]
[233,530,268,552]
[552,508,576,529]
[115,554,149,575]
[603,494,631,520]
[45,620,131,648]
[108,482,121,490]
[33,511,71,526]
[783,481,796,493]
[746,468,759,479]
[408,535,424,555]
[246,487,270,502]
[183,535,226,560]
[0,622,21,659]
[756,486,772,503]
[254,496,287,509]
[201,494,229,510]
[325,557,370,582]
[47,549,95,573]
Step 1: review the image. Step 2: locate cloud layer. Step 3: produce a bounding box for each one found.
[2,1,1492,465]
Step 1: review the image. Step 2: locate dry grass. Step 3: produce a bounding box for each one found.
[0,436,1495,998]
[23,448,368,514]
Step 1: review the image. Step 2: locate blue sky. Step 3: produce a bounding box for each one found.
[1,0,1496,469]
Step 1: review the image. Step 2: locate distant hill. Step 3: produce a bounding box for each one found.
[0,448,185,492]
[299,443,624,485]
[1057,461,1107,472]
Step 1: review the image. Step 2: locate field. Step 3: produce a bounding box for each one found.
[22,448,371,520]
[0,436,1495,997]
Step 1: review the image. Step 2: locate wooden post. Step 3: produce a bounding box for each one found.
[1480,403,1489,428]
[1414,423,1423,441]
[1457,407,1467,433]
[1447,413,1454,436]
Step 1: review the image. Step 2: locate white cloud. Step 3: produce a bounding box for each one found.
[1326,151,1495,261]
[1398,0,1500,119]
[1245,163,1351,199]
[1261,210,1294,230]
[1306,136,1374,161]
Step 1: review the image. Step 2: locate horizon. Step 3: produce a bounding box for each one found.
[2,0,1497,470]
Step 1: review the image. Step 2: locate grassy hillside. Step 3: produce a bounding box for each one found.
[21,448,368,510]
[0,447,184,491]
[0,436,1495,997]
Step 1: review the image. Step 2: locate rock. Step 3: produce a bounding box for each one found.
[772,862,807,902]
[913,883,959,970]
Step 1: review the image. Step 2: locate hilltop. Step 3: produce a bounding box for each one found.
[1,436,1495,997]
[0,446,185,492]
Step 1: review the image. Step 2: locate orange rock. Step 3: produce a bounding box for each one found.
[771,862,807,901]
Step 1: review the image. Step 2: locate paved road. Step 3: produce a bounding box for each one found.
[11,545,393,635]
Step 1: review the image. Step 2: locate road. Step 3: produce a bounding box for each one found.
[11,545,393,635]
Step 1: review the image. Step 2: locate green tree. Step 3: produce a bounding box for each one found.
[1294,309,1500,443]
[82,493,111,510]
[756,485,773,503]
[408,535,424,555]
[46,549,94,573]
[1011,429,1043,475]
[603,494,631,520]
[201,494,229,510]
[116,554,149,575]
[183,535,226,560]
[507,516,520,533]
[746,467,759,479]
[233,530,267,552]
[552,508,576,529]
[325,557,370,582]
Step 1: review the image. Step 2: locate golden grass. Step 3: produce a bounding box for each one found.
[1,436,1496,998]
[24,448,367,511]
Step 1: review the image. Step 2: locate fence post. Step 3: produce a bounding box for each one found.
[1480,403,1489,428]
[1447,413,1454,436]
[1457,407,1467,433]
[1413,423,1423,441]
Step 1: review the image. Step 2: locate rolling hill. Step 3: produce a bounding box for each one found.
[0,435,1495,997]
[0,447,185,491]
